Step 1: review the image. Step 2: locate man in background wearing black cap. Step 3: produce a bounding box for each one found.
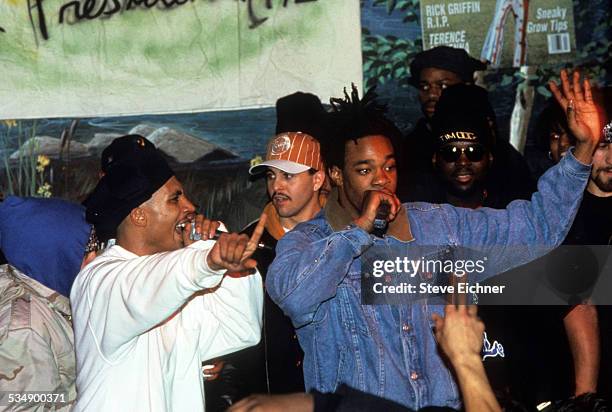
[398,46,536,207]
[71,135,265,412]
[430,86,496,209]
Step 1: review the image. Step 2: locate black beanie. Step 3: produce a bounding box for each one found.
[84,135,174,241]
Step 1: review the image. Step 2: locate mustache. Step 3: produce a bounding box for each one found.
[451,168,474,177]
[272,192,291,200]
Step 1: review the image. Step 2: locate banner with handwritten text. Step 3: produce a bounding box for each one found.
[420,0,576,68]
[0,1,362,119]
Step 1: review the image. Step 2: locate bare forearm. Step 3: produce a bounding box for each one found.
[564,304,599,394]
[573,142,598,165]
[453,354,501,412]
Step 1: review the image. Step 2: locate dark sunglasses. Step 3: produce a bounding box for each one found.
[438,144,487,163]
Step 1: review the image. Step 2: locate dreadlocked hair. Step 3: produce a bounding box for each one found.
[322,84,402,172]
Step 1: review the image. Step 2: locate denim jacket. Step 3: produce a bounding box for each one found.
[266,151,590,409]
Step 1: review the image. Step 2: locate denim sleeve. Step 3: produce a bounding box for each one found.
[266,225,373,328]
[446,149,590,275]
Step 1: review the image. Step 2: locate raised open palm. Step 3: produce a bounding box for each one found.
[549,69,601,147]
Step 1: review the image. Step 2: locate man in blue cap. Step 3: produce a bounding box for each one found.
[0,196,94,411]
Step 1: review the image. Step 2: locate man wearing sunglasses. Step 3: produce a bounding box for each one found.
[431,84,495,209]
[433,133,493,209]
[407,84,530,211]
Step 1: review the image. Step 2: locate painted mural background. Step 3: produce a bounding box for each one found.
[1,0,610,231]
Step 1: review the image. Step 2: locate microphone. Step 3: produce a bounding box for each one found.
[210,230,274,251]
[372,201,391,235]
[176,221,273,251]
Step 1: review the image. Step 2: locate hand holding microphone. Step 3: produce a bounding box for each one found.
[177,215,272,250]
[353,189,401,235]
[373,200,391,233]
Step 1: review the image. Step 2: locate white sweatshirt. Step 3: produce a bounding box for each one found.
[70,239,263,411]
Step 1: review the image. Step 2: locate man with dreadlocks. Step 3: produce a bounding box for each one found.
[266,70,602,410]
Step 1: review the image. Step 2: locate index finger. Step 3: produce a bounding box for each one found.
[199,217,221,240]
[385,196,401,220]
[246,213,267,254]
[208,361,224,373]
[390,193,402,215]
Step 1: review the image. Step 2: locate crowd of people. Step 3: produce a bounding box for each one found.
[0,46,610,412]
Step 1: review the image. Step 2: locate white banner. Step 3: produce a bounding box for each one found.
[0,0,362,119]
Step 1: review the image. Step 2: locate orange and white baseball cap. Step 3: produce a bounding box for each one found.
[249,132,323,175]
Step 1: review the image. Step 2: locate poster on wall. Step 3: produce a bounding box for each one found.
[419,0,576,68]
[0,0,362,119]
